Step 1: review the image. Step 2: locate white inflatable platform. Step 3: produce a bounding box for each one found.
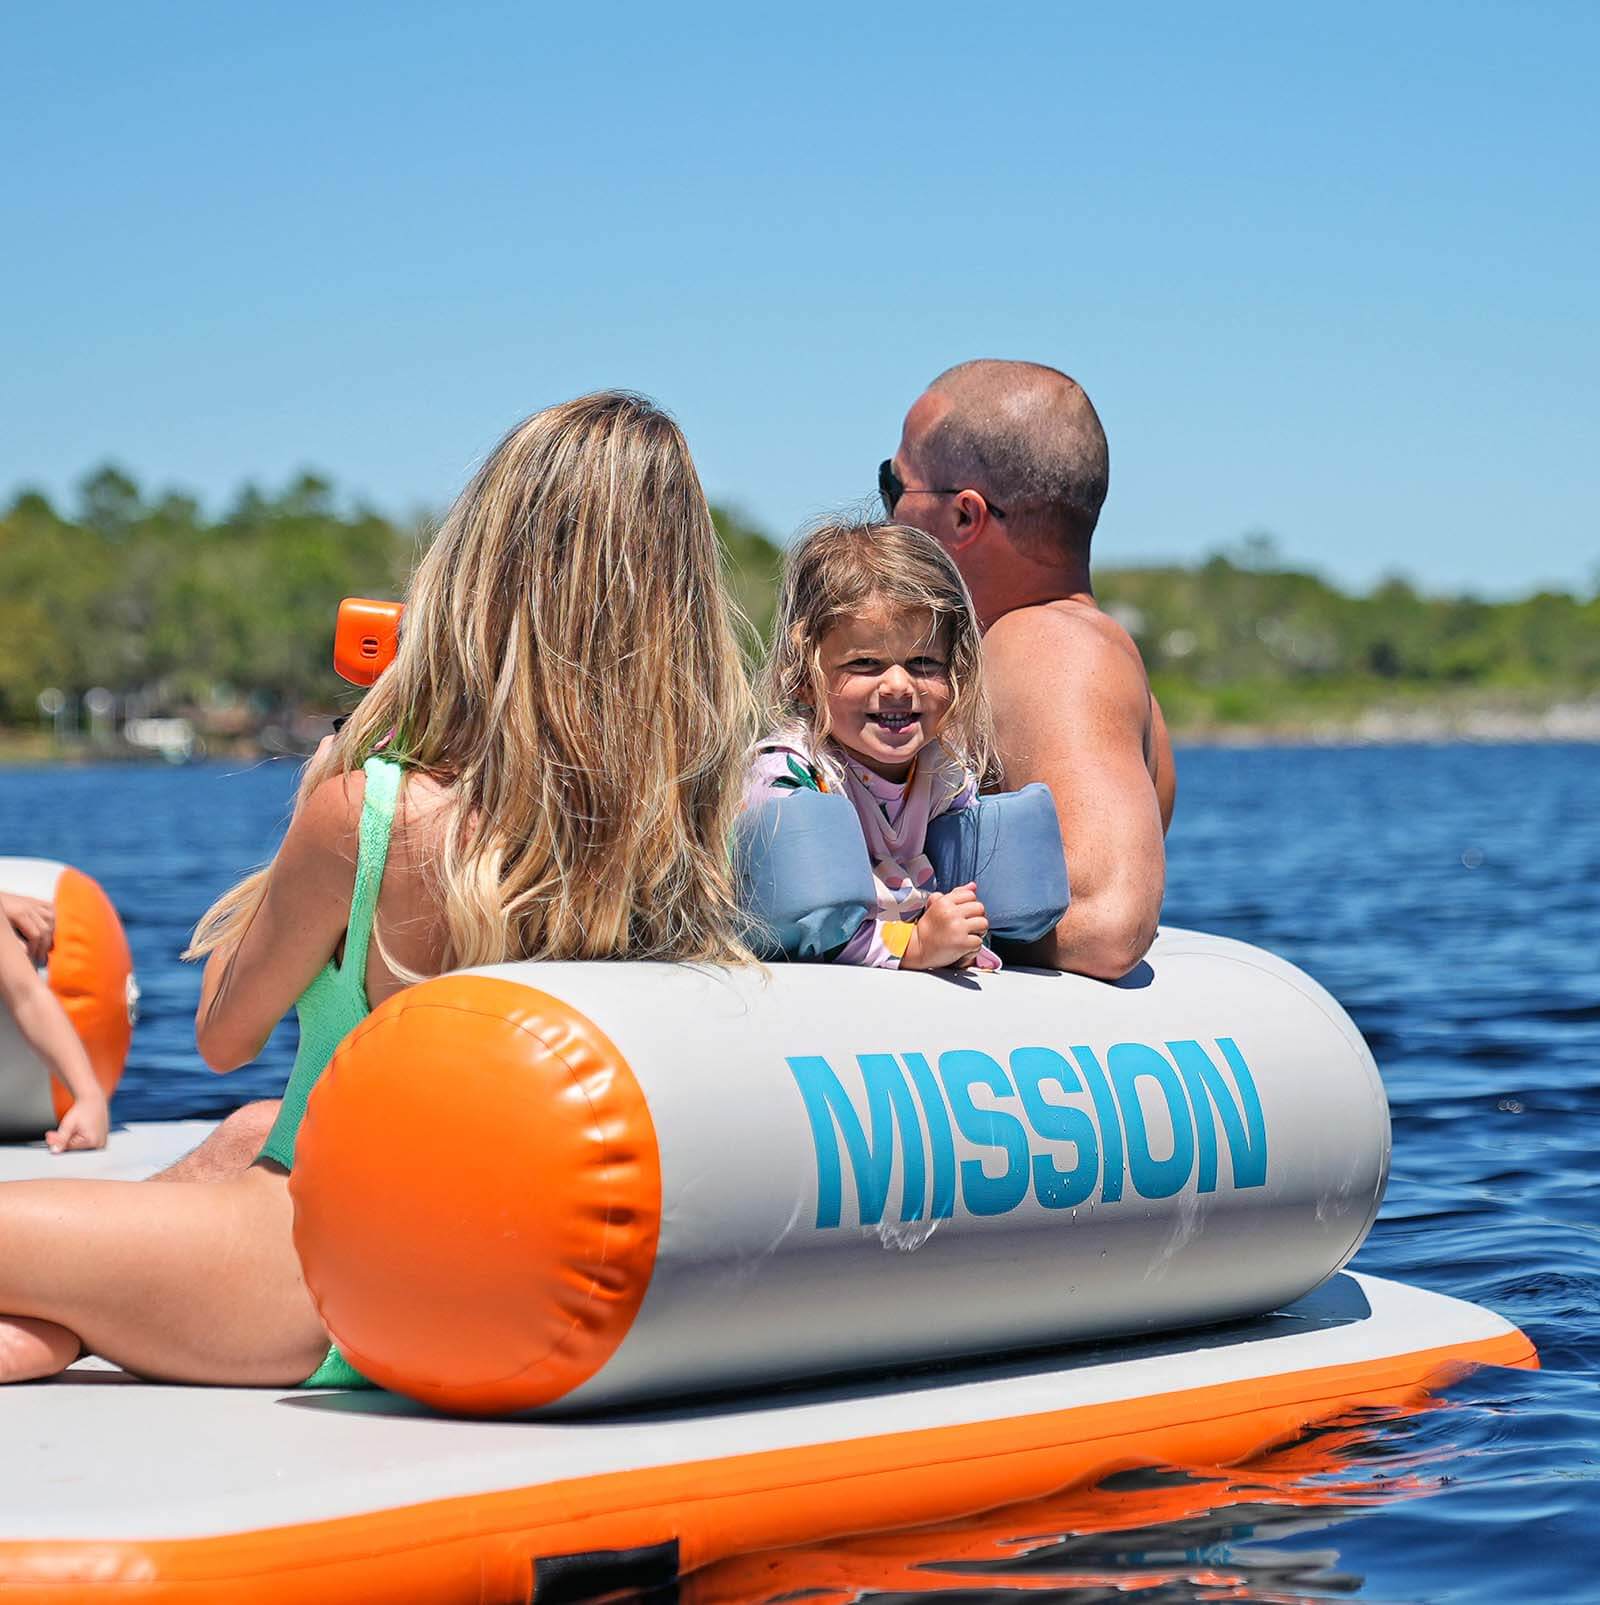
[0,1115,1533,1603]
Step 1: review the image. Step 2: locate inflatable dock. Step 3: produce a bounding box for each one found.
[0,927,1535,1603]
[1,823,1536,1601]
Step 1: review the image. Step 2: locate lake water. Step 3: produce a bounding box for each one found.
[1,746,1595,1602]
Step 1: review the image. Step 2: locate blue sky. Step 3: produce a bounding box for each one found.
[3,1,1594,595]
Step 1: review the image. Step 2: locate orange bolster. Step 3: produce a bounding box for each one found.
[290,975,661,1415]
[44,867,135,1120]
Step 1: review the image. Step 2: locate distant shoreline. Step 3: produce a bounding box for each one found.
[5,704,1600,766]
[1172,696,1600,748]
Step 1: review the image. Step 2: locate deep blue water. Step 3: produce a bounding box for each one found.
[2,746,1596,1602]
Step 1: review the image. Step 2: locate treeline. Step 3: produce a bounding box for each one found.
[0,466,781,728]
[1097,535,1600,727]
[2,470,1595,734]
